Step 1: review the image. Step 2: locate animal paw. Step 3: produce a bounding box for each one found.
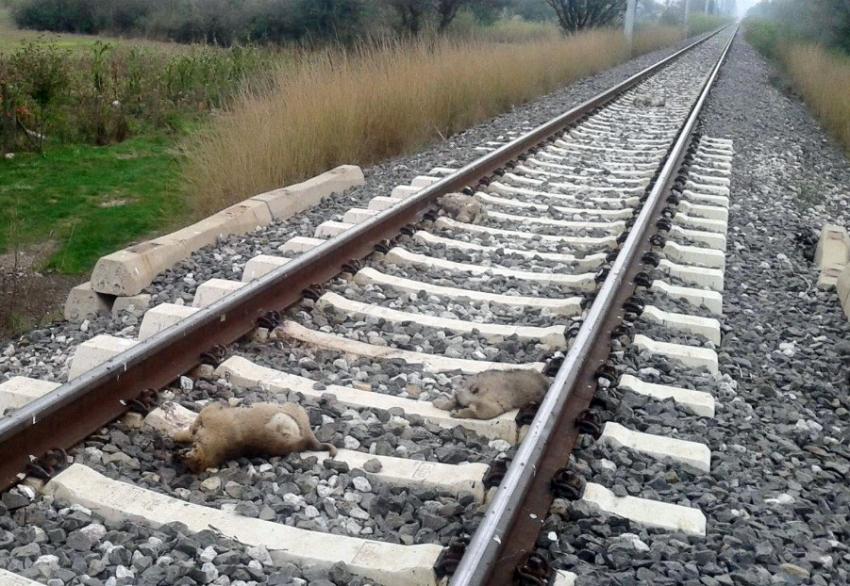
[432,395,456,411]
[451,408,477,419]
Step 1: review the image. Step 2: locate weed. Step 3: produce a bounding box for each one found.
[632,24,683,57]
[0,41,69,150]
[0,205,70,337]
[747,19,850,157]
[0,38,275,151]
[783,43,850,155]
[451,17,561,43]
[745,18,785,60]
[795,181,821,211]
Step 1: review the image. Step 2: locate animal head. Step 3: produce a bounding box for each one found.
[182,445,208,473]
[462,376,482,395]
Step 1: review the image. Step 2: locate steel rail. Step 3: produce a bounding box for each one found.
[449,26,737,586]
[0,28,724,492]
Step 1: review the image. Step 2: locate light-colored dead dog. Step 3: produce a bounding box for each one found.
[173,402,337,472]
[437,193,485,224]
[434,369,549,419]
[633,92,666,108]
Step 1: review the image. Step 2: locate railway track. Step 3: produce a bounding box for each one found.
[1,26,735,586]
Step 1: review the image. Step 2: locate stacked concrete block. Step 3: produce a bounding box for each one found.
[837,265,850,320]
[815,224,850,289]
[63,165,364,322]
[812,223,850,321]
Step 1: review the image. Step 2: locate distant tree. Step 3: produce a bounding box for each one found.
[467,0,513,25]
[544,0,626,32]
[384,0,505,34]
[106,0,151,34]
[385,0,433,34]
[636,0,665,20]
[811,0,850,52]
[510,0,557,21]
[297,0,364,42]
[435,0,507,30]
[243,0,301,43]
[435,0,466,29]
[13,0,108,34]
[659,0,683,24]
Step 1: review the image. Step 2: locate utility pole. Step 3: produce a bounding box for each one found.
[684,0,690,29]
[625,0,637,46]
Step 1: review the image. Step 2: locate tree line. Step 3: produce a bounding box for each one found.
[8,0,736,45]
[8,0,555,45]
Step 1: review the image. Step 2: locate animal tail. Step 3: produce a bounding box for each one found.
[312,440,337,457]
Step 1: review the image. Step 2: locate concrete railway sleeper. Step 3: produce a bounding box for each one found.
[0,26,737,586]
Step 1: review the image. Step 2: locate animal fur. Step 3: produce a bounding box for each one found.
[633,93,666,108]
[173,402,337,472]
[437,193,485,224]
[433,369,549,419]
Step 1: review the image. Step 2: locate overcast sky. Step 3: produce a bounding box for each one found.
[736,0,760,17]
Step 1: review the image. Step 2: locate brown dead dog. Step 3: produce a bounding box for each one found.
[437,193,485,224]
[173,402,337,472]
[434,369,549,419]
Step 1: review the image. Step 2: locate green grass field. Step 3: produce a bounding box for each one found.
[0,7,223,276]
[0,134,186,273]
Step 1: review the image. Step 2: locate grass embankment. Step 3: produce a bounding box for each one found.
[186,27,683,215]
[0,134,184,273]
[746,20,850,155]
[0,16,274,334]
[0,33,274,271]
[783,46,850,151]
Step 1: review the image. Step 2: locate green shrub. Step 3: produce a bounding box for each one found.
[744,18,785,59]
[0,39,274,150]
[0,41,70,150]
[746,0,850,55]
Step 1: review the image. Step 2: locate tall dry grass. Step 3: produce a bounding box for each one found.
[464,19,562,43]
[783,43,850,152]
[633,25,683,57]
[185,28,682,215]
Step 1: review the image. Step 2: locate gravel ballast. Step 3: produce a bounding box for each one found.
[0,491,328,586]
[542,31,850,585]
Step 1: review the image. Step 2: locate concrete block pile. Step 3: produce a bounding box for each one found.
[63,165,365,322]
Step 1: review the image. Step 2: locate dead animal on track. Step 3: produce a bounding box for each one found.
[436,193,485,224]
[433,369,550,419]
[173,402,337,472]
[633,93,666,108]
